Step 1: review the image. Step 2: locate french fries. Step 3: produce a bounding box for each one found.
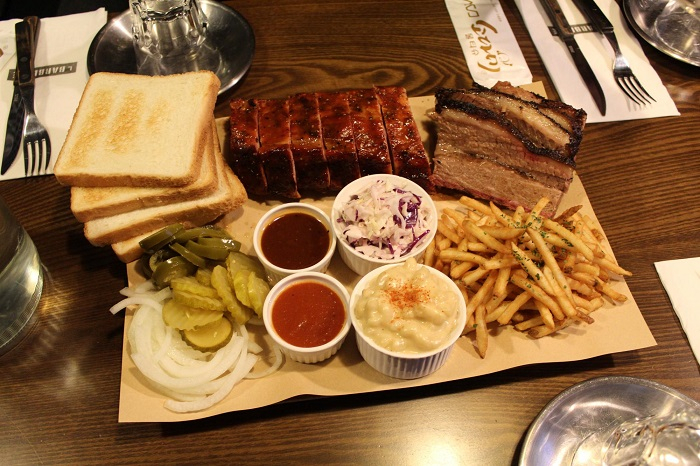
[423,195,631,358]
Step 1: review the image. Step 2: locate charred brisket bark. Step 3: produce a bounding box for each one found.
[430,82,587,216]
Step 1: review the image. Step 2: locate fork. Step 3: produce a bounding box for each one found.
[608,32,656,106]
[571,0,655,106]
[15,17,51,176]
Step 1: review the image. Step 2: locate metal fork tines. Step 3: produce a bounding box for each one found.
[570,0,656,107]
[607,32,656,106]
[15,17,51,177]
[21,87,51,176]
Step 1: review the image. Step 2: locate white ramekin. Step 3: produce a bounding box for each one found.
[262,272,351,364]
[349,262,467,379]
[331,174,437,277]
[253,203,336,285]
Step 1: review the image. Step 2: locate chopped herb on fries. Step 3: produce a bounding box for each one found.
[423,195,631,358]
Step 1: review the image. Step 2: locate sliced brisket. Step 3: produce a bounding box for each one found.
[431,148,564,217]
[431,107,573,190]
[430,82,586,216]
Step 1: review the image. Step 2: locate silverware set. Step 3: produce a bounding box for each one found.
[1,16,51,177]
[540,0,655,114]
[571,0,656,106]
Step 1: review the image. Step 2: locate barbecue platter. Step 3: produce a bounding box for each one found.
[51,72,655,421]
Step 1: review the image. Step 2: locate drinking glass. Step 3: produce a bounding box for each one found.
[653,0,700,63]
[0,196,43,356]
[131,0,221,75]
[571,408,700,466]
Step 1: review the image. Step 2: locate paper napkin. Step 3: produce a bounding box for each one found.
[514,0,679,123]
[0,8,108,181]
[445,0,533,88]
[655,258,700,365]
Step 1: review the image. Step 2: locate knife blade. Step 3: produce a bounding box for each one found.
[570,0,613,36]
[1,16,39,176]
[1,73,24,175]
[14,16,40,176]
[538,0,607,115]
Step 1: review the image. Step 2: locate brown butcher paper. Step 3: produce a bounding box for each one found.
[117,93,656,422]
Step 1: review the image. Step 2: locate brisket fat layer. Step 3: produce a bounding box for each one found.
[430,82,586,216]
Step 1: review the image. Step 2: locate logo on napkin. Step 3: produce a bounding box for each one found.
[6,62,78,80]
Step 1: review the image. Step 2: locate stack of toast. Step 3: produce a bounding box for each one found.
[54,71,247,263]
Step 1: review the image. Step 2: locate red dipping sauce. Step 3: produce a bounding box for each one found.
[271,281,346,348]
[261,212,330,270]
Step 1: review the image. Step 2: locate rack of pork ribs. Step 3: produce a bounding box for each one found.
[228,86,434,199]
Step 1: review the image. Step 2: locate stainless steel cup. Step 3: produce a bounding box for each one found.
[0,196,42,355]
[131,0,221,75]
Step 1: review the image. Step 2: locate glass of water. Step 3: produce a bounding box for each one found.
[131,0,221,75]
[572,408,700,466]
[0,196,43,356]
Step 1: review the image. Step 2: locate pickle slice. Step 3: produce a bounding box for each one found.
[139,224,185,253]
[170,242,208,268]
[170,276,219,299]
[247,272,270,317]
[182,316,233,352]
[210,265,253,324]
[162,299,223,330]
[173,290,225,312]
[233,270,252,308]
[152,256,197,288]
[226,252,265,281]
[195,268,213,286]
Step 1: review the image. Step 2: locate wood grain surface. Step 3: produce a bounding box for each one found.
[1,1,698,464]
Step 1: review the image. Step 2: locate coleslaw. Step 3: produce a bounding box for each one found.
[336,179,433,260]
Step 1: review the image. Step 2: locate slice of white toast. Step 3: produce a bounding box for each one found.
[54,71,220,188]
[69,123,219,222]
[84,126,247,247]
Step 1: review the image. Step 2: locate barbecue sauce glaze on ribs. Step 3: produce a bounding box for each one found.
[229,86,433,197]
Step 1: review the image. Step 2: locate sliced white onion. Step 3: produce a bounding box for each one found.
[114,279,283,413]
[164,353,259,413]
[247,341,264,354]
[110,295,164,315]
[245,344,283,380]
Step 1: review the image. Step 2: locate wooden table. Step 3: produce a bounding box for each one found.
[1,1,698,464]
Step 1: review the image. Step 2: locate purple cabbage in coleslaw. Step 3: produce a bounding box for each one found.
[337,179,433,260]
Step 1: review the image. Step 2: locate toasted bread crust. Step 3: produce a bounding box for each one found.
[84,121,247,246]
[70,123,219,222]
[54,71,220,188]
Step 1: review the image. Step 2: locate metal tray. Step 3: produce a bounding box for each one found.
[519,376,700,465]
[87,0,255,95]
[623,0,700,67]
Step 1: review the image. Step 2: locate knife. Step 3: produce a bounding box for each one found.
[1,16,39,176]
[1,72,24,175]
[15,17,42,176]
[538,0,607,115]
